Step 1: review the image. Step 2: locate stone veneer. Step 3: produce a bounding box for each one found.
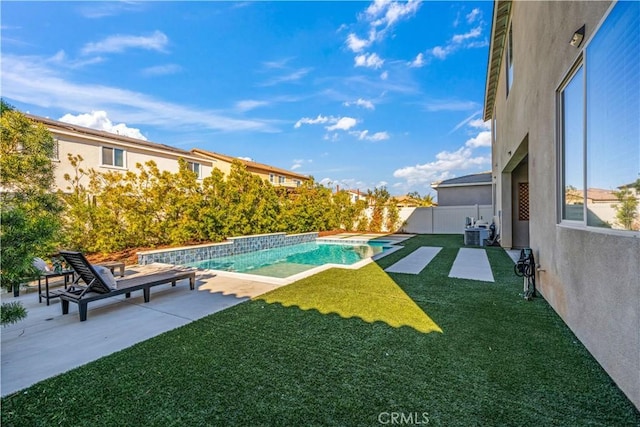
[137,232,318,266]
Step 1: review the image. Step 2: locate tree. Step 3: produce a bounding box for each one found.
[385,197,400,232]
[613,188,639,231]
[368,187,390,232]
[1,101,62,298]
[407,191,435,207]
[331,190,362,231]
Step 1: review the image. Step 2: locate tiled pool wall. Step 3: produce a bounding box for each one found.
[137,232,318,265]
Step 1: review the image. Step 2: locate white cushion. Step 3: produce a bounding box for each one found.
[33,257,51,273]
[93,265,118,290]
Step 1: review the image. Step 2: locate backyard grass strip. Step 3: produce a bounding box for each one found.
[2,235,639,426]
[255,262,442,334]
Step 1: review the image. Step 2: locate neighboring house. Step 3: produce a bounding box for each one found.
[430,172,492,206]
[29,114,214,192]
[393,195,420,208]
[485,0,639,409]
[192,148,309,189]
[28,114,308,192]
[334,188,367,204]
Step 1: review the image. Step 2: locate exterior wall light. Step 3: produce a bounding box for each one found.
[570,25,585,47]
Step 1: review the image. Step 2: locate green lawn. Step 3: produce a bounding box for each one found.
[2,235,639,426]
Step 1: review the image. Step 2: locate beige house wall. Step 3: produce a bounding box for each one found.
[53,131,213,192]
[191,149,308,189]
[487,1,639,409]
[32,115,307,192]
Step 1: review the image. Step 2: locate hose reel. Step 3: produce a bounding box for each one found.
[514,248,536,300]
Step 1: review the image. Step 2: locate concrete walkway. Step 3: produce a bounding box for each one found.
[448,248,495,282]
[385,247,442,274]
[0,270,282,397]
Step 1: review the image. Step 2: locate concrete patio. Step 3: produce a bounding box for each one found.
[1,267,283,396]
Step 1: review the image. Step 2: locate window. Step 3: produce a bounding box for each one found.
[559,2,640,232]
[279,176,286,184]
[506,24,514,95]
[187,161,202,178]
[269,173,275,183]
[101,146,125,168]
[560,65,585,222]
[294,179,301,187]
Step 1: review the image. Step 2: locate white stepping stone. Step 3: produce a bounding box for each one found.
[448,248,494,282]
[385,247,442,274]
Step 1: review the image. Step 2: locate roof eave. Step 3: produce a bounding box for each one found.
[483,0,512,122]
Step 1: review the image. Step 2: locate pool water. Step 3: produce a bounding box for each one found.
[188,241,389,278]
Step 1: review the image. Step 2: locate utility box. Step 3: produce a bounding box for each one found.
[464,227,490,246]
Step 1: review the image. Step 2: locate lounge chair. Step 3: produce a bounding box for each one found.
[56,251,196,321]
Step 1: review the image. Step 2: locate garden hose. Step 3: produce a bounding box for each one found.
[514,249,536,300]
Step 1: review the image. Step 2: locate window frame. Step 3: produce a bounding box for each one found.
[557,59,586,226]
[101,146,126,169]
[187,161,202,179]
[556,1,640,236]
[506,23,514,96]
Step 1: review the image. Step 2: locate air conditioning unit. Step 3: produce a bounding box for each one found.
[464,228,490,246]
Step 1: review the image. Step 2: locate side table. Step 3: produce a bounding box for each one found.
[38,270,75,305]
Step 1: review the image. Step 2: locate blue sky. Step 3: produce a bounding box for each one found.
[1,0,493,197]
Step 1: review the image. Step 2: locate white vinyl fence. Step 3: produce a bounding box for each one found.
[396,205,493,234]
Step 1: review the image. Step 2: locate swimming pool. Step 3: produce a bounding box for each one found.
[188,241,392,278]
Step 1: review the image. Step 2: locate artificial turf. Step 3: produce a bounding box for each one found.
[2,235,639,426]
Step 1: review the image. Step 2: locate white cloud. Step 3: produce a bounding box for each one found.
[323,133,340,142]
[291,159,312,170]
[81,31,169,55]
[48,49,105,69]
[237,156,254,162]
[259,67,312,86]
[452,26,482,43]
[327,117,357,131]
[466,8,481,24]
[344,98,375,110]
[465,130,491,148]
[393,146,489,185]
[295,115,357,132]
[380,71,389,80]
[367,0,421,33]
[393,114,492,187]
[235,100,269,112]
[350,130,390,141]
[468,118,491,130]
[409,53,425,68]
[294,114,332,128]
[2,54,277,133]
[431,46,450,60]
[354,53,384,69]
[262,57,293,69]
[346,33,370,53]
[450,110,482,133]
[346,0,421,58]
[78,2,145,19]
[424,100,479,112]
[141,64,182,76]
[59,111,148,140]
[430,24,484,60]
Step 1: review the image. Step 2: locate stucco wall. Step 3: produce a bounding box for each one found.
[491,1,639,409]
[53,131,213,192]
[436,185,491,207]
